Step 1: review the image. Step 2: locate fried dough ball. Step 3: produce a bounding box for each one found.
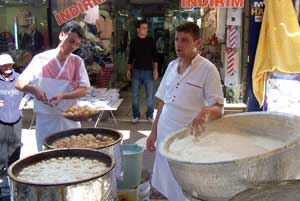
[51,133,116,149]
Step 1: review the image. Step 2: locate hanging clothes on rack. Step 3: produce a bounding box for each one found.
[84,5,99,35]
[216,8,227,41]
[96,10,113,39]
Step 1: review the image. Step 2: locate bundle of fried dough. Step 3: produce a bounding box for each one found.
[63,106,99,121]
[51,133,115,149]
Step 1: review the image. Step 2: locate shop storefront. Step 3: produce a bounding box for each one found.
[0,0,48,72]
[0,0,252,104]
[3,1,300,201]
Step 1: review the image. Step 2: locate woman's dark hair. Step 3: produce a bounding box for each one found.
[61,21,84,39]
[175,22,200,40]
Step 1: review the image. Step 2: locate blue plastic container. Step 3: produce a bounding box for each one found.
[117,144,144,189]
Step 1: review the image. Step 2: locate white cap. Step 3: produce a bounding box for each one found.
[0,54,15,66]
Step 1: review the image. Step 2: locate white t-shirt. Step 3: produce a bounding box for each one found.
[156,54,224,126]
[18,49,90,113]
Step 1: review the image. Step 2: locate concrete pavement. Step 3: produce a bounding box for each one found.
[19,82,167,200]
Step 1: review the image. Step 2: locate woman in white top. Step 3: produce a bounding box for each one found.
[16,21,90,151]
[147,22,224,201]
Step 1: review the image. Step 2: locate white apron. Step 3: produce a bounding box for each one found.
[34,61,80,151]
[152,69,200,201]
[152,104,193,201]
[152,55,224,201]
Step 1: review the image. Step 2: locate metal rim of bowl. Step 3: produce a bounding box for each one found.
[8,148,116,187]
[43,127,123,150]
[229,180,300,201]
[160,112,300,165]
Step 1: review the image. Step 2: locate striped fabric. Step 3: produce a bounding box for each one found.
[226,48,235,76]
[227,26,238,48]
[226,25,239,76]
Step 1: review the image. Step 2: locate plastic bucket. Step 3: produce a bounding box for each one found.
[118,144,144,189]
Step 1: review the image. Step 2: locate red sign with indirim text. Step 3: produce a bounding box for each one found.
[53,0,106,25]
[181,0,244,8]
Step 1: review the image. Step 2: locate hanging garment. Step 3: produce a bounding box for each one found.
[0,32,14,52]
[253,0,300,106]
[96,16,113,39]
[18,32,32,50]
[216,8,227,41]
[203,10,217,43]
[16,8,31,26]
[31,30,44,55]
[84,5,99,25]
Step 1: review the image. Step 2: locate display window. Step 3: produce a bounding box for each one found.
[48,0,114,88]
[130,6,247,104]
[0,0,48,72]
[0,0,248,103]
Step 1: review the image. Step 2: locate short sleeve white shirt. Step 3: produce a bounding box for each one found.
[18,49,90,89]
[156,54,224,126]
[18,49,90,113]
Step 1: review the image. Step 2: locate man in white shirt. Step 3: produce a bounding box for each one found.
[16,21,90,151]
[146,22,224,201]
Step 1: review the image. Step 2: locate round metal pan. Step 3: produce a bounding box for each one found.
[230,180,300,201]
[8,148,115,187]
[44,127,123,150]
[160,112,300,201]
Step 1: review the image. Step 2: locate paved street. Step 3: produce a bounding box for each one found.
[10,82,167,200]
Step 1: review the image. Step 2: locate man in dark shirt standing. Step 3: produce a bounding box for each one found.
[127,20,158,123]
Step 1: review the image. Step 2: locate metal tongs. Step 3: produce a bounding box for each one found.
[43,102,65,112]
[189,115,208,142]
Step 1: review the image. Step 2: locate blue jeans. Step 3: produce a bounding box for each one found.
[131,69,154,118]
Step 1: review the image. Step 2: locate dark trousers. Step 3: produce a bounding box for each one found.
[8,146,21,167]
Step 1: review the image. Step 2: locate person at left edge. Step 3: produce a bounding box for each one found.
[16,21,91,151]
[0,54,24,172]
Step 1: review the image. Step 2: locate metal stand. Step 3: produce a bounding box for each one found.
[94,111,104,128]
[93,99,123,127]
[29,113,36,130]
[94,111,118,128]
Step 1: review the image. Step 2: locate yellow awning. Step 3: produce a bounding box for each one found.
[253,0,300,106]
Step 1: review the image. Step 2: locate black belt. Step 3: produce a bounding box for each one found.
[0,117,21,126]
